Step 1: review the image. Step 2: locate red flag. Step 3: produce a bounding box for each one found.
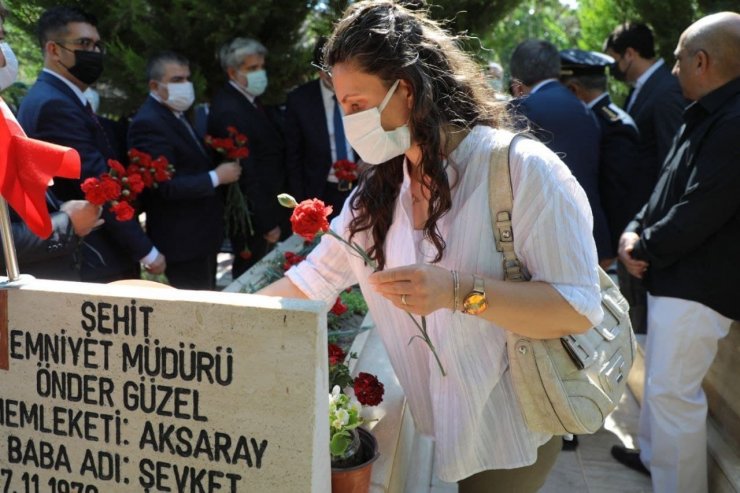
[0,99,81,238]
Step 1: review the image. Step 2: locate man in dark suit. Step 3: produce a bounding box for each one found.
[285,38,355,218]
[560,49,641,257]
[128,52,241,289]
[604,22,688,333]
[509,39,612,266]
[208,37,285,278]
[17,6,162,283]
[0,11,102,280]
[612,13,740,491]
[4,197,102,280]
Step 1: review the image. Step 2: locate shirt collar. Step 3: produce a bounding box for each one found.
[229,80,256,104]
[633,58,664,89]
[148,92,183,118]
[587,92,609,109]
[43,68,87,106]
[529,78,558,95]
[319,78,335,104]
[684,76,740,122]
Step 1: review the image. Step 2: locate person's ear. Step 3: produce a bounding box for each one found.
[695,49,708,74]
[44,40,60,60]
[399,79,414,110]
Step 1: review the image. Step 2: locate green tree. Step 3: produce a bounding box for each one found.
[6,0,319,114]
[484,0,580,75]
[630,0,698,59]
[5,0,529,116]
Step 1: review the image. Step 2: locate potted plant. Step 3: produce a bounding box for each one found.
[328,343,383,493]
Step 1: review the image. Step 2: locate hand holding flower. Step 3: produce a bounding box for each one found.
[278,193,446,376]
[368,264,454,316]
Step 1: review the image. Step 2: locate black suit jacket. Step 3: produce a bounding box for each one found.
[591,93,642,250]
[207,83,284,235]
[285,79,336,201]
[17,71,152,281]
[626,77,740,319]
[512,80,613,258]
[2,201,79,281]
[128,96,223,262]
[627,63,687,207]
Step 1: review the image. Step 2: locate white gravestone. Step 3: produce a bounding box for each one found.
[0,278,329,493]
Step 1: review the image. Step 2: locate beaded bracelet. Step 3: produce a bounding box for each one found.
[451,270,460,312]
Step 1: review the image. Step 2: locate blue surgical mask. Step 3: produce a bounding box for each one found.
[241,69,268,97]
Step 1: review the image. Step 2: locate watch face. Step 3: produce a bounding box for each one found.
[463,292,488,315]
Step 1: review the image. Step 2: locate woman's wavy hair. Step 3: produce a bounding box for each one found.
[324,1,512,270]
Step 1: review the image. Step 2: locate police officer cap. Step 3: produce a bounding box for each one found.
[560,49,615,76]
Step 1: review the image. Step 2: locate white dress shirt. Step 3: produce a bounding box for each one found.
[286,126,603,481]
[319,81,353,183]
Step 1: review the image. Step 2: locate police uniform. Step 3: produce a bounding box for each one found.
[561,48,646,334]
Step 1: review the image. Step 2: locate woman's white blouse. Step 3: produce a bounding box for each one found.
[286,126,603,482]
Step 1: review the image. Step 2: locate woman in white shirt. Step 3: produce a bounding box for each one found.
[260,2,603,491]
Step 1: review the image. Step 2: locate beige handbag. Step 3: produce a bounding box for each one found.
[488,133,636,435]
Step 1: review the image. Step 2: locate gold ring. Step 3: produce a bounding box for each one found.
[401,294,408,306]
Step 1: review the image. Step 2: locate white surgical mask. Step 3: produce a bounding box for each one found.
[164,81,195,112]
[342,80,410,165]
[0,42,19,91]
[242,69,268,97]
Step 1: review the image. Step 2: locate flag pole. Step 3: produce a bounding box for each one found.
[0,196,20,281]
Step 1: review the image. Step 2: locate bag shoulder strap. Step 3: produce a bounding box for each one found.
[488,131,527,282]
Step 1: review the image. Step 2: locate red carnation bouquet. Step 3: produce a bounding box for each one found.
[278,193,446,376]
[80,149,173,221]
[332,159,359,192]
[327,342,384,461]
[205,126,253,258]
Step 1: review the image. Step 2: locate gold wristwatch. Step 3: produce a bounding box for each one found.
[462,275,488,315]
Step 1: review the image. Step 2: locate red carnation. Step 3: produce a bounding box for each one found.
[283,251,305,271]
[330,297,348,316]
[290,198,332,242]
[126,173,145,195]
[99,175,122,202]
[81,177,106,205]
[353,372,384,406]
[108,159,126,177]
[239,248,252,260]
[128,148,151,167]
[110,201,135,221]
[328,343,345,366]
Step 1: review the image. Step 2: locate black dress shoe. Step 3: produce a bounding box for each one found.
[611,445,651,476]
[561,435,579,451]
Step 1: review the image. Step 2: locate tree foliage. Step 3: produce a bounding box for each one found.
[5,0,731,116]
[484,0,580,74]
[6,0,318,114]
[5,0,526,116]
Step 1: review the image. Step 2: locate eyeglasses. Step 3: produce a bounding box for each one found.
[55,37,106,54]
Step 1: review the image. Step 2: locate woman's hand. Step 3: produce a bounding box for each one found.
[368,264,453,316]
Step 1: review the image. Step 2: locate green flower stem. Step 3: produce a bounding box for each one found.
[322,229,447,377]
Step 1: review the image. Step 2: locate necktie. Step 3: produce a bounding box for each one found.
[333,96,348,161]
[85,102,115,157]
[178,113,208,156]
[625,87,636,113]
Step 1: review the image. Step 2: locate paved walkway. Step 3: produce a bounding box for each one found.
[424,390,653,493]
